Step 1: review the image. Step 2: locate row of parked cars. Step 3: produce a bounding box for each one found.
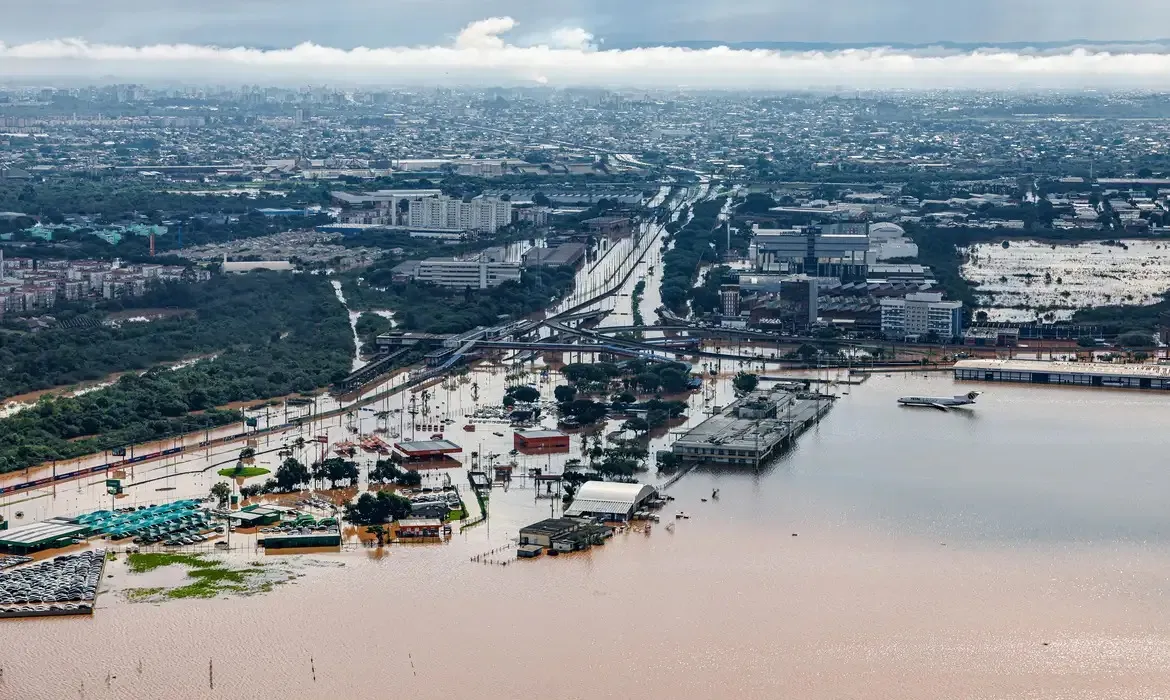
[0,555,33,570]
[133,524,224,547]
[0,550,103,609]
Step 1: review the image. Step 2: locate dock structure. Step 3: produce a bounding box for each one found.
[954,359,1170,391]
[671,387,833,467]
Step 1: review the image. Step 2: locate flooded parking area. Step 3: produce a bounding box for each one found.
[961,239,1170,321]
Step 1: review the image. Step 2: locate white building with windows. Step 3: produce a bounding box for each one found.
[750,224,869,280]
[414,258,522,289]
[407,195,512,234]
[880,292,963,340]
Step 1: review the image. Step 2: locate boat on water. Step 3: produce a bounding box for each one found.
[897,391,982,411]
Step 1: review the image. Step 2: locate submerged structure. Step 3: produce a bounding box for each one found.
[671,385,832,467]
[954,359,1170,391]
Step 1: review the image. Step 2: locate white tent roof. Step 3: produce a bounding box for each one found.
[565,481,656,517]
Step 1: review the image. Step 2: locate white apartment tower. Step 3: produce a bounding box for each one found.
[880,292,964,341]
[408,195,512,234]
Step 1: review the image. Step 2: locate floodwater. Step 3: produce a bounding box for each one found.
[7,373,1170,698]
[962,239,1170,322]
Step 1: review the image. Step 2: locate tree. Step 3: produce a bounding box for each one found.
[209,482,232,508]
[561,399,608,425]
[370,458,403,484]
[622,417,650,434]
[733,372,759,393]
[275,458,310,492]
[344,491,412,525]
[656,452,682,471]
[1076,336,1098,348]
[553,385,577,403]
[657,367,690,394]
[320,457,358,489]
[612,391,637,405]
[238,447,256,461]
[634,372,660,393]
[395,470,422,488]
[505,385,541,403]
[1118,331,1153,348]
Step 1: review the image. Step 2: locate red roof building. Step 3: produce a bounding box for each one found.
[514,429,570,453]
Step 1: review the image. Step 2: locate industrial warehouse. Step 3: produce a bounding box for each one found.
[671,385,833,466]
[954,359,1170,390]
[563,481,658,521]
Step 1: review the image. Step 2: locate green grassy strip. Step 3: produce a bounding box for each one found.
[216,467,271,478]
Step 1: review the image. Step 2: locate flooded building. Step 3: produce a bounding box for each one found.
[513,429,570,453]
[519,518,585,548]
[954,359,1170,391]
[563,482,657,522]
[393,440,463,467]
[672,387,832,467]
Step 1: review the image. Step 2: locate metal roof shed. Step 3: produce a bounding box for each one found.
[564,481,657,521]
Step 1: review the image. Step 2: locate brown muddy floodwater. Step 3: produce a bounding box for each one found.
[6,373,1170,699]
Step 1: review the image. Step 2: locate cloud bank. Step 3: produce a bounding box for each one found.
[4,17,1170,89]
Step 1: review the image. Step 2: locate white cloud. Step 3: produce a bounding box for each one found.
[453,17,516,50]
[4,18,1170,88]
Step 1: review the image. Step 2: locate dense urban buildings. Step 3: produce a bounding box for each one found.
[0,255,209,314]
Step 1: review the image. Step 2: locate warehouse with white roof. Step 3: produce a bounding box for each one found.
[564,481,657,521]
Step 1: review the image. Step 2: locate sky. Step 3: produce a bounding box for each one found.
[4,0,1170,47]
[3,1,1170,88]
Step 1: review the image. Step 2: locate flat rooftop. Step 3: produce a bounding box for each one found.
[229,511,269,523]
[515,429,568,440]
[520,518,582,536]
[0,519,87,546]
[261,530,340,542]
[673,391,827,454]
[395,439,462,454]
[397,518,444,528]
[954,359,1170,379]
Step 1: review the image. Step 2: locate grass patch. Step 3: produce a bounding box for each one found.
[216,466,271,478]
[445,508,465,522]
[127,552,215,573]
[125,587,164,601]
[168,566,265,599]
[126,551,282,600]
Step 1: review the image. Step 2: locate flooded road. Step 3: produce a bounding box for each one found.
[7,372,1170,698]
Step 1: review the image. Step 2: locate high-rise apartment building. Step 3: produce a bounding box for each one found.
[407,196,512,234]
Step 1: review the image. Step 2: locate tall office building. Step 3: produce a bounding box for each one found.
[720,284,741,316]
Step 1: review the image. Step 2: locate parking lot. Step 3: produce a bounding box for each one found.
[0,549,104,617]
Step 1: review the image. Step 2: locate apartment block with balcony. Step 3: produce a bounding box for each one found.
[880,292,963,341]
